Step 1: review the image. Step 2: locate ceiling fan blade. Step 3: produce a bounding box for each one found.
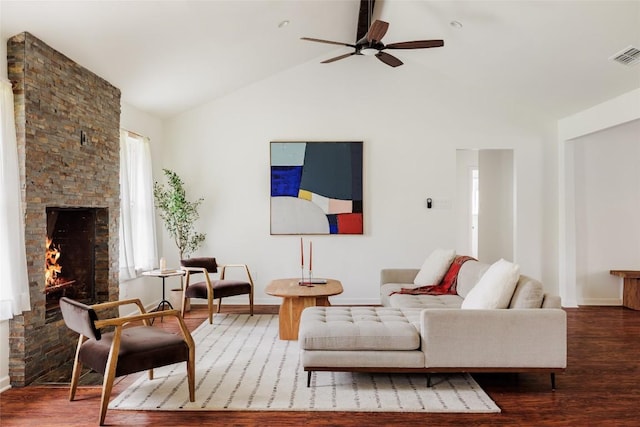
[367,20,389,43]
[301,37,356,48]
[356,0,376,42]
[375,51,403,67]
[385,40,445,50]
[321,52,357,64]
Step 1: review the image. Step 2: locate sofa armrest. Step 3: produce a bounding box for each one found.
[420,308,566,369]
[542,294,562,308]
[380,269,420,287]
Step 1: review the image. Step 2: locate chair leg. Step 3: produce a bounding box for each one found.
[180,293,188,319]
[187,355,195,402]
[207,293,214,324]
[249,291,254,316]
[99,329,122,426]
[307,371,312,387]
[69,336,85,401]
[217,298,222,313]
[98,369,117,426]
[551,373,556,391]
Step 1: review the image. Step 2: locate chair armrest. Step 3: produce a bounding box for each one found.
[94,310,195,349]
[380,269,420,286]
[91,298,146,314]
[220,264,254,284]
[420,308,567,369]
[181,266,208,274]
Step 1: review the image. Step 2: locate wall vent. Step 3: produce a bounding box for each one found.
[609,45,640,67]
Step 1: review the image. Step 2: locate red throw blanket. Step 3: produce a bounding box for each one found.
[391,255,476,296]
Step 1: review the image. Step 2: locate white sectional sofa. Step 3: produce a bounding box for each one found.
[299,258,567,389]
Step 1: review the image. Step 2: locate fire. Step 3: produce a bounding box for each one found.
[45,236,62,287]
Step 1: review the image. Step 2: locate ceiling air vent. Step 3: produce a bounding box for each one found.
[609,45,640,66]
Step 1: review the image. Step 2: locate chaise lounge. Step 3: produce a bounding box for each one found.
[299,253,567,389]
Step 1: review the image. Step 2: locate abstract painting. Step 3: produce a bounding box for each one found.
[270,141,363,235]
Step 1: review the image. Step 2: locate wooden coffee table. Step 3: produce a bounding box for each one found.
[265,278,343,340]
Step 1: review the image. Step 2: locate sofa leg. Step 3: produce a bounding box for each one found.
[550,373,556,391]
[307,371,312,388]
[426,374,432,388]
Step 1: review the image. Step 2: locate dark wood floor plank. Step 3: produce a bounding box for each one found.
[1,305,639,426]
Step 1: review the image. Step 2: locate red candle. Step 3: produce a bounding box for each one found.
[300,237,304,268]
[309,241,313,271]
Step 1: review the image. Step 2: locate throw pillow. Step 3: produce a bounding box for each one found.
[412,248,456,288]
[461,258,520,309]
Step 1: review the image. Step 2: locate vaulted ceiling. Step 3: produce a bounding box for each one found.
[2,0,639,120]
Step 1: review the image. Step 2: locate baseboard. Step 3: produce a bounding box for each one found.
[580,298,622,306]
[256,297,380,306]
[192,297,382,306]
[0,375,11,393]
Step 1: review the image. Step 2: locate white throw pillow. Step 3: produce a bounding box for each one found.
[412,248,456,288]
[461,258,520,309]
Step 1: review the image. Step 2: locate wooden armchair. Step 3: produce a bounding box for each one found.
[180,257,254,324]
[59,297,195,426]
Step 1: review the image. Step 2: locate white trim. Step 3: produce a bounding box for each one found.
[580,298,622,307]
[559,88,640,141]
[0,376,11,393]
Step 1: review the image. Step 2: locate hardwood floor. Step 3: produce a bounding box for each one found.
[1,305,639,426]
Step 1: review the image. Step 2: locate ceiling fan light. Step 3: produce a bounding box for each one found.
[361,47,378,56]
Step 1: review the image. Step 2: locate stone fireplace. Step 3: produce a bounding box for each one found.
[7,32,121,386]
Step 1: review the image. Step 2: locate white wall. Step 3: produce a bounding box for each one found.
[572,119,640,305]
[559,88,640,307]
[478,149,514,263]
[162,60,551,305]
[455,150,477,255]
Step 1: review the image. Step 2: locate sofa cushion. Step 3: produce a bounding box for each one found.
[456,261,490,298]
[389,293,464,309]
[412,248,456,288]
[299,307,421,351]
[381,283,464,309]
[509,275,544,308]
[461,259,520,309]
[380,283,404,307]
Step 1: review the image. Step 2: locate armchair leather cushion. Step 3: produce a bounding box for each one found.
[185,279,252,299]
[181,257,217,273]
[79,326,190,376]
[59,297,101,340]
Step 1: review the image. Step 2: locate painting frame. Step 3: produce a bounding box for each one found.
[270,141,363,235]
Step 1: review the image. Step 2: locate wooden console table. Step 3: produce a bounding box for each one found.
[265,278,343,340]
[610,270,640,310]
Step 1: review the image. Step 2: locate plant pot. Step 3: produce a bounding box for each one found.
[169,288,190,312]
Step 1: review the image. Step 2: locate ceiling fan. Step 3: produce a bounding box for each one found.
[301,1,444,68]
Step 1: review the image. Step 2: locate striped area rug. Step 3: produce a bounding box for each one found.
[109,314,500,413]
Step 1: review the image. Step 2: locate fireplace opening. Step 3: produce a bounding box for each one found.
[45,207,108,323]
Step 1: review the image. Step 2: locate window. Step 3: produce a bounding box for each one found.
[119,130,157,280]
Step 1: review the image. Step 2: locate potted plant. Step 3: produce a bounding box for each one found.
[153,169,206,310]
[154,168,206,260]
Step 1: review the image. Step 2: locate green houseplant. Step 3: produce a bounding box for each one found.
[153,169,206,260]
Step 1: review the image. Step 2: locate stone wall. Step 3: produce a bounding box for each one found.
[7,32,121,386]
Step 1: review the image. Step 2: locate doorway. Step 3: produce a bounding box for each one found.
[456,149,514,262]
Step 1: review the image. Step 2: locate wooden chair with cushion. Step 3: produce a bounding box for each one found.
[59,297,195,426]
[180,257,254,324]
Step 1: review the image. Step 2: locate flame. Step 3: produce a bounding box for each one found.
[45,236,62,287]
